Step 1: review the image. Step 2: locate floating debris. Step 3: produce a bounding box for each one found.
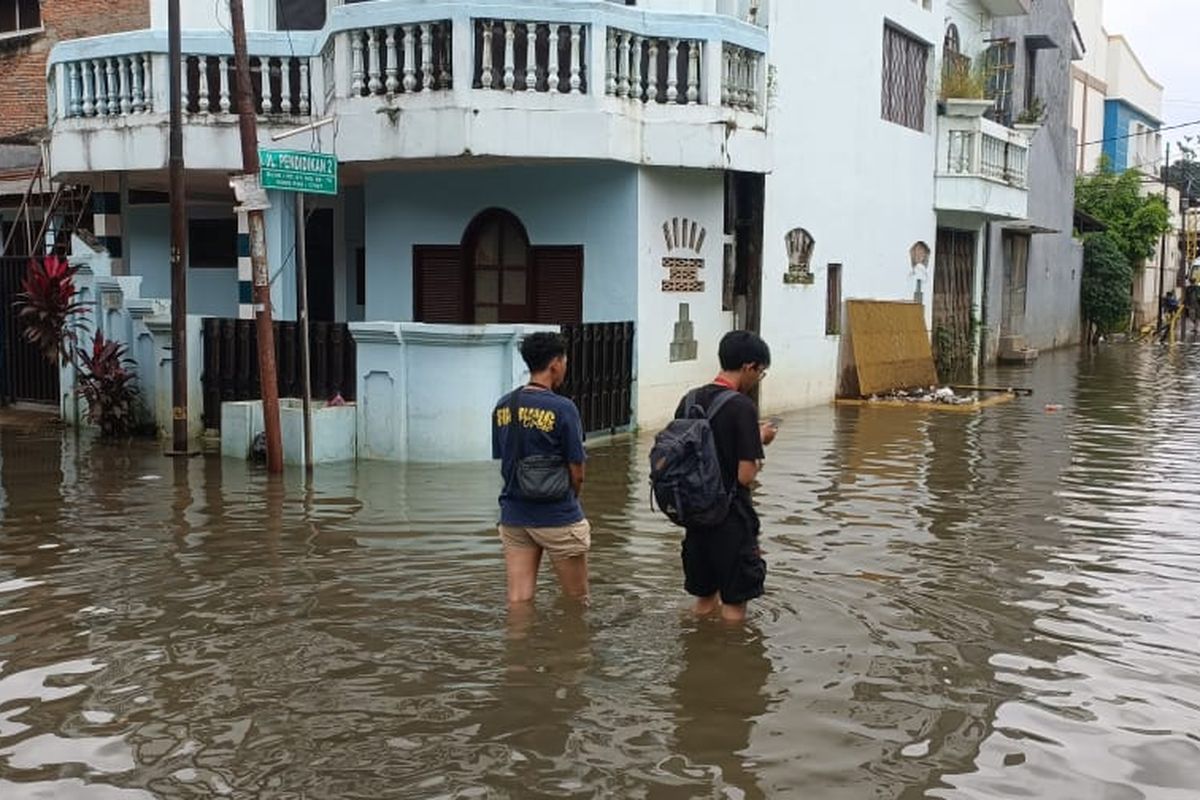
[866,386,977,406]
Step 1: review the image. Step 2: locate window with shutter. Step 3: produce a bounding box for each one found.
[413,245,465,323]
[532,246,584,324]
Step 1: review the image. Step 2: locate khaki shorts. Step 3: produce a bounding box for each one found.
[499,519,591,561]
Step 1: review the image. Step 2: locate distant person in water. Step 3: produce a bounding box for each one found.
[491,332,590,606]
[1186,279,1200,338]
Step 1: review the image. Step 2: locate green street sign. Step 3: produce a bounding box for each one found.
[259,149,338,196]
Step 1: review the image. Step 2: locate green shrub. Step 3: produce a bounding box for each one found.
[1081,231,1133,338]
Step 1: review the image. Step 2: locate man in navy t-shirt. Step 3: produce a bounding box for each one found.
[492,332,590,605]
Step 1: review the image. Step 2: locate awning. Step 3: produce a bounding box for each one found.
[1001,221,1061,235]
[1074,209,1108,233]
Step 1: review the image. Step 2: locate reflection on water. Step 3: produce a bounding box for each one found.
[2,345,1200,798]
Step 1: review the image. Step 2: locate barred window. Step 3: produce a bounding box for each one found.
[881,25,929,132]
[0,0,42,35]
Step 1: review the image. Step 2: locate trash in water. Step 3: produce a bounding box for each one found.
[865,386,977,406]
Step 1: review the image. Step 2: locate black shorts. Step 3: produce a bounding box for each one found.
[681,501,766,605]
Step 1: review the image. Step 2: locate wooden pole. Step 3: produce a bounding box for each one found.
[167,0,190,455]
[229,0,283,474]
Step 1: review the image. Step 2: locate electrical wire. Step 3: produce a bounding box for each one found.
[1081,118,1200,147]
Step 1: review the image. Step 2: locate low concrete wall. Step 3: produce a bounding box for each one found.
[221,399,357,465]
[350,322,556,463]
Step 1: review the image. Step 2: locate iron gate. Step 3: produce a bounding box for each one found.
[200,317,357,430]
[0,257,60,406]
[559,322,634,435]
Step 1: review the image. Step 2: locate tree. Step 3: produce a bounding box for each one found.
[1081,231,1133,341]
[1165,135,1200,200]
[1075,157,1171,268]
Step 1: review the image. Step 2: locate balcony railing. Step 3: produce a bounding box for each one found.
[49,30,322,123]
[350,20,453,97]
[474,19,587,94]
[941,115,1029,189]
[46,3,769,172]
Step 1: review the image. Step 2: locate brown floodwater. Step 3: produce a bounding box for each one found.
[1,344,1199,799]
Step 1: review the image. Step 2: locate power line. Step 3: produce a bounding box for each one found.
[1082,118,1200,147]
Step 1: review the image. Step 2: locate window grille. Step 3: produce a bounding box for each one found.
[882,25,929,132]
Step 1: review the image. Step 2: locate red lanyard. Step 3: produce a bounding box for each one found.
[713,376,738,391]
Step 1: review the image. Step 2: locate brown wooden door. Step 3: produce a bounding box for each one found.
[932,228,976,380]
[1002,232,1030,337]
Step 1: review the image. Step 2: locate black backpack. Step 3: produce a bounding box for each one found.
[649,389,738,528]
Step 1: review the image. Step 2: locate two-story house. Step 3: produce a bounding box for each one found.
[29,0,1077,461]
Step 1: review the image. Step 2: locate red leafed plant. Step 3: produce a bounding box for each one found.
[14,255,88,365]
[75,332,140,437]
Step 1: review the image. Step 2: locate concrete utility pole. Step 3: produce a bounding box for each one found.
[229,0,283,474]
[167,0,189,455]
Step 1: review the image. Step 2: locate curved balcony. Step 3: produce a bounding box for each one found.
[45,1,769,179]
[935,111,1031,221]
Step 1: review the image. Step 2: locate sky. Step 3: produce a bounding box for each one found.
[1103,0,1200,146]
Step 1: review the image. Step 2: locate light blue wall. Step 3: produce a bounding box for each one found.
[126,205,238,318]
[1103,99,1160,171]
[362,163,639,323]
[125,192,298,320]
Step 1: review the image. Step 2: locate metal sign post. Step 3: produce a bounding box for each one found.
[259,149,336,471]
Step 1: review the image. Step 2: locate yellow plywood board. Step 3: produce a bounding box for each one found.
[845,300,938,397]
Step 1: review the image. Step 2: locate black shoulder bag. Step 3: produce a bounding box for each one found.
[507,389,573,502]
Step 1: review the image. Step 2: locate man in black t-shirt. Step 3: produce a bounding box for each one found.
[673,330,776,623]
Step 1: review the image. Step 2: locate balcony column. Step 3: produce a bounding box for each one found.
[52,62,69,122]
[450,13,474,107]
[589,22,608,98]
[149,52,172,117]
[703,38,723,108]
[333,31,352,100]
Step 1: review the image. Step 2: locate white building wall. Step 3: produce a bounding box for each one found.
[1072,71,1108,173]
[1072,0,1108,80]
[756,0,939,411]
[945,0,994,61]
[149,0,272,31]
[635,168,727,429]
[1071,0,1110,173]
[1106,36,1164,122]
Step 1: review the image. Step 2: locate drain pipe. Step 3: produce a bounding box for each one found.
[978,221,993,380]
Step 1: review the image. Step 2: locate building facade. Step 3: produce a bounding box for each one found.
[1070,0,1173,330]
[29,0,1089,461]
[983,0,1085,363]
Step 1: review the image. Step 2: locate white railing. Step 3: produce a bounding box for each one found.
[722,43,761,112]
[50,7,769,124]
[58,51,312,120]
[349,20,453,97]
[65,55,155,118]
[184,54,310,116]
[605,30,700,105]
[474,19,585,94]
[941,115,1029,189]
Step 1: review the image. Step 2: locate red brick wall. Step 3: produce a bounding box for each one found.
[0,0,150,141]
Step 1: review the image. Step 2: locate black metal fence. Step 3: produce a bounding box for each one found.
[559,321,634,435]
[0,257,60,406]
[201,317,357,430]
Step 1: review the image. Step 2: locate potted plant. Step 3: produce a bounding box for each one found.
[1014,96,1046,133]
[939,62,994,118]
